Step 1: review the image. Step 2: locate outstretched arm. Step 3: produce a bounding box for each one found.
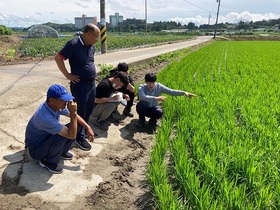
[183,92,197,97]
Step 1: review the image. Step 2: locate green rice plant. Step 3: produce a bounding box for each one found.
[148,41,280,209]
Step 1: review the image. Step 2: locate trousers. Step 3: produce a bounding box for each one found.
[136,101,163,123]
[70,80,96,141]
[28,134,72,164]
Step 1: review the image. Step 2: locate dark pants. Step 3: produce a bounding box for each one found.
[70,80,96,141]
[28,134,72,165]
[136,101,163,123]
[124,89,135,110]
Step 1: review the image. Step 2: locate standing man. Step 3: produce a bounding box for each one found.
[108,62,135,117]
[55,23,100,151]
[25,84,95,174]
[136,73,197,129]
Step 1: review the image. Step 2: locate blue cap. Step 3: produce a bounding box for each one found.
[47,84,74,101]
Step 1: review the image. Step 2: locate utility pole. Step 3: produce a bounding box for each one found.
[207,12,211,35]
[213,0,221,39]
[100,0,107,53]
[208,12,211,25]
[145,0,147,35]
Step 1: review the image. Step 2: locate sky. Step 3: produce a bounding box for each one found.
[0,0,280,28]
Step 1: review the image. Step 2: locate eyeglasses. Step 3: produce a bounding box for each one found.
[89,31,100,40]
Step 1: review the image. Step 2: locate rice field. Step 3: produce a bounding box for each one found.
[148,41,280,209]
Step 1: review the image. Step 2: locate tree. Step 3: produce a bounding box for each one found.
[187,22,196,30]
[0,25,12,35]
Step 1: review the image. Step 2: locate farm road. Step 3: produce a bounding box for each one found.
[0,36,212,209]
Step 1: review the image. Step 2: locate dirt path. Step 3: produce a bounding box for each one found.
[0,59,164,210]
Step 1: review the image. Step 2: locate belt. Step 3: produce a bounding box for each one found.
[79,77,95,82]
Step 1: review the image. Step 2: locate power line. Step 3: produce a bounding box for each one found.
[182,0,211,13]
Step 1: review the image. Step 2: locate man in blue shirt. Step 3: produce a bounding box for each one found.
[25,84,95,174]
[136,73,196,129]
[55,23,100,151]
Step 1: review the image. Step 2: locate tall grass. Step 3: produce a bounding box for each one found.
[148,41,280,209]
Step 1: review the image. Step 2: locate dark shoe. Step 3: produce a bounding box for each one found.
[148,119,158,132]
[75,139,92,151]
[148,119,157,127]
[61,152,73,160]
[99,121,109,131]
[123,107,134,117]
[108,114,121,123]
[94,120,109,131]
[135,120,145,128]
[39,160,63,174]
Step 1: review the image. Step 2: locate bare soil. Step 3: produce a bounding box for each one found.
[0,63,165,210]
[0,35,43,65]
[0,34,168,210]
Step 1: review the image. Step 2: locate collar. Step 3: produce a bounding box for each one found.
[44,101,58,117]
[79,36,85,46]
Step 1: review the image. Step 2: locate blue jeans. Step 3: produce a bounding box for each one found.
[70,80,96,141]
[136,101,163,123]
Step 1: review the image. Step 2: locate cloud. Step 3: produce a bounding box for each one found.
[75,3,90,9]
[220,12,280,23]
[150,0,174,10]
[171,12,280,26]
[34,12,43,16]
[1,10,280,28]
[0,13,41,27]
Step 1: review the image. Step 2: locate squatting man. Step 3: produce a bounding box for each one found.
[25,84,95,174]
[136,72,197,129]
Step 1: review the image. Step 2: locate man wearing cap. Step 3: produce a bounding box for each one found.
[54,23,100,151]
[25,84,95,174]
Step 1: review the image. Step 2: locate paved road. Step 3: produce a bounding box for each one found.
[0,36,212,207]
[94,36,212,66]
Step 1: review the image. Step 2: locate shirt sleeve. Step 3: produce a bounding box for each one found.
[33,114,63,135]
[128,75,134,86]
[138,85,156,102]
[159,83,185,96]
[58,40,74,60]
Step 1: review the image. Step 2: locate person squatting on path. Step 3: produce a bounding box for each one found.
[136,72,197,129]
[108,62,135,117]
[25,84,95,174]
[91,72,129,131]
[54,23,100,151]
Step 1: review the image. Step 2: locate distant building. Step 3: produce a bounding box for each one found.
[271,24,279,32]
[161,29,189,33]
[109,13,123,27]
[74,14,97,29]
